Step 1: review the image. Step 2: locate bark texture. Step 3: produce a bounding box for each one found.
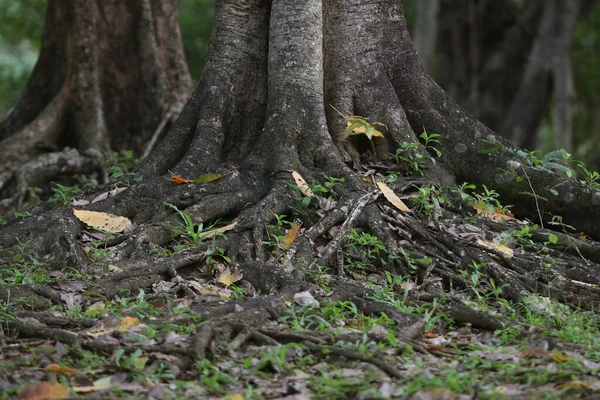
[0,0,192,210]
[3,0,600,342]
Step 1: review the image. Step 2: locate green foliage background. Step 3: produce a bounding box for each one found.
[0,0,45,117]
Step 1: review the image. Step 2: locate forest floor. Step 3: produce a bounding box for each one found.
[2,154,600,400]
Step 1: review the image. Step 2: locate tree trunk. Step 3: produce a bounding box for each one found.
[0,0,192,210]
[3,0,600,322]
[552,0,581,152]
[413,0,440,72]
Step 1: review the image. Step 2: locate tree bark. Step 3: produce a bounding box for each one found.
[413,0,440,72]
[552,0,581,152]
[3,0,600,316]
[0,0,192,210]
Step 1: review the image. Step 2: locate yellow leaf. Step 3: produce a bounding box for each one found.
[218,394,245,400]
[17,382,70,400]
[197,221,238,241]
[116,316,140,331]
[194,173,222,184]
[476,239,514,258]
[73,209,131,233]
[552,352,569,363]
[376,181,410,212]
[217,266,243,286]
[291,171,314,197]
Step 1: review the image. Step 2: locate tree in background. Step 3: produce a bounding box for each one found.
[0,0,192,211]
[411,0,600,157]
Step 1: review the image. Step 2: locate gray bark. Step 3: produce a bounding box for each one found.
[500,1,556,149]
[552,0,581,152]
[413,0,440,72]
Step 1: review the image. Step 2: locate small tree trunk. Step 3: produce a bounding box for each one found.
[0,0,192,209]
[552,0,581,152]
[413,0,440,72]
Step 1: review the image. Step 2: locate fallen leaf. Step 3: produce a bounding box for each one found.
[170,174,193,185]
[376,181,410,212]
[519,348,549,358]
[45,364,76,376]
[116,316,140,331]
[558,381,590,390]
[292,171,314,197]
[218,394,245,400]
[17,382,70,400]
[473,204,514,221]
[552,352,569,363]
[217,266,243,286]
[72,384,114,394]
[293,291,319,306]
[280,220,302,250]
[91,187,127,203]
[193,173,222,184]
[197,220,238,241]
[476,239,514,257]
[73,209,131,233]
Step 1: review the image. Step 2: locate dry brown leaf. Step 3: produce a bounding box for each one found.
[472,204,514,221]
[519,347,549,358]
[280,220,302,250]
[292,171,314,197]
[45,364,76,376]
[17,382,70,400]
[197,220,238,241]
[376,181,409,212]
[73,209,131,233]
[170,174,193,184]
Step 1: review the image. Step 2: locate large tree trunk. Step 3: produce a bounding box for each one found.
[0,0,192,211]
[3,0,600,345]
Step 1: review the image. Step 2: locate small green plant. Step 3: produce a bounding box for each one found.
[14,211,31,219]
[343,228,389,274]
[205,245,230,265]
[412,184,447,217]
[501,224,537,249]
[419,129,442,157]
[165,203,225,247]
[472,184,512,213]
[48,182,83,207]
[0,240,49,285]
[263,213,295,252]
[292,174,344,209]
[106,150,142,187]
[575,160,600,189]
[391,130,441,176]
[307,264,331,291]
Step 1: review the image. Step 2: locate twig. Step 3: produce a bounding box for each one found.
[521,164,543,229]
[310,191,379,271]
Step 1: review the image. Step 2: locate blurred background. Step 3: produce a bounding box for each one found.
[0,0,598,166]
